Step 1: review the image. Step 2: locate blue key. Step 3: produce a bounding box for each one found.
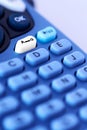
[79,105,87,122]
[0,96,19,116]
[39,61,63,79]
[30,126,47,130]
[3,111,33,130]
[22,85,51,106]
[26,48,49,66]
[8,14,30,31]
[8,71,37,91]
[65,88,87,107]
[0,58,24,77]
[50,39,72,55]
[0,84,5,96]
[51,113,79,130]
[63,51,85,68]
[76,65,87,81]
[37,26,57,43]
[36,99,65,120]
[52,74,76,93]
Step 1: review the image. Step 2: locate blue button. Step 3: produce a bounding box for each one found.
[36,99,65,120]
[3,111,33,130]
[0,96,19,116]
[30,126,47,130]
[26,48,49,66]
[37,26,57,43]
[0,26,4,47]
[76,65,87,81]
[8,13,30,31]
[38,61,63,79]
[79,105,87,122]
[22,85,51,106]
[0,58,24,77]
[63,51,85,68]
[50,39,72,55]
[8,71,38,91]
[52,74,76,93]
[0,84,5,96]
[51,113,79,130]
[65,88,87,107]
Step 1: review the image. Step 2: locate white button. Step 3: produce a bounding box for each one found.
[0,0,26,12]
[15,36,37,54]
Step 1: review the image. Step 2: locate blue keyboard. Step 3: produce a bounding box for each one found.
[0,0,87,130]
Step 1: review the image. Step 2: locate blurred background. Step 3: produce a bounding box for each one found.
[34,0,87,53]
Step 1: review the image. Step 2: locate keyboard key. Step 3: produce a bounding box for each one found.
[0,58,24,77]
[39,61,63,79]
[0,96,19,116]
[15,36,37,54]
[8,71,37,91]
[36,99,65,120]
[79,105,87,122]
[65,88,87,107]
[63,51,85,68]
[0,0,26,12]
[0,84,5,96]
[76,65,87,81]
[8,13,30,31]
[22,85,51,106]
[26,48,49,66]
[30,126,47,130]
[51,113,79,130]
[50,39,72,55]
[37,26,57,43]
[3,111,33,130]
[52,74,76,93]
[0,26,4,47]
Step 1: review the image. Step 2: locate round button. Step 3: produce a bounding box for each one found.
[0,26,5,47]
[8,14,31,31]
[0,6,4,18]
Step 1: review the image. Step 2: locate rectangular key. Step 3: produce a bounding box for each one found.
[0,96,19,116]
[63,51,85,68]
[3,111,33,130]
[65,88,87,107]
[8,71,38,91]
[26,48,49,66]
[38,61,63,79]
[51,113,79,130]
[36,99,65,120]
[21,85,51,106]
[0,58,24,77]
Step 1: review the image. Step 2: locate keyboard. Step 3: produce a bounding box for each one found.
[0,0,87,130]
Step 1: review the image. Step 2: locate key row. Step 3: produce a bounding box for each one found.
[0,50,86,78]
[1,95,87,130]
[1,85,87,115]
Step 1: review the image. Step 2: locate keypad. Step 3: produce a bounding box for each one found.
[0,1,87,129]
